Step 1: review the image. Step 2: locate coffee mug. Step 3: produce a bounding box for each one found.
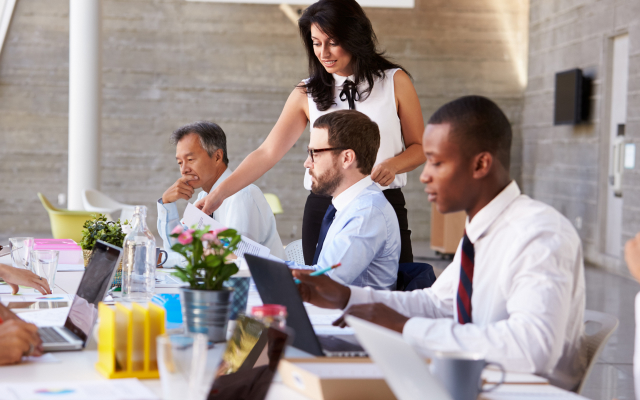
[431,351,505,400]
[156,248,168,267]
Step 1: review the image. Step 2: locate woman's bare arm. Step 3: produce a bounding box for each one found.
[196,86,309,214]
[370,70,426,186]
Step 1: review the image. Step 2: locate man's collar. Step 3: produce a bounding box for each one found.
[332,73,356,87]
[210,166,231,192]
[465,180,521,243]
[332,176,373,211]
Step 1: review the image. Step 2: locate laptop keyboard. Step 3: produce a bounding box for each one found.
[39,327,70,344]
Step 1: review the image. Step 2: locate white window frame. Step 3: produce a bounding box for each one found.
[186,0,414,9]
[0,0,17,57]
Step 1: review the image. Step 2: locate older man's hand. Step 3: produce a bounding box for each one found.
[332,303,409,333]
[626,232,640,283]
[162,175,198,204]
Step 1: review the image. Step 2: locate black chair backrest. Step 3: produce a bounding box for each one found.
[397,262,437,291]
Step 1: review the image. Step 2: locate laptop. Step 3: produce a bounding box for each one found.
[244,254,366,357]
[345,315,453,400]
[39,240,123,351]
[207,315,291,400]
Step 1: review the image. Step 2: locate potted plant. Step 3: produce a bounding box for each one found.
[80,214,129,288]
[169,224,241,342]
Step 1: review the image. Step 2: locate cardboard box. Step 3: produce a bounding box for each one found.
[279,358,396,400]
[430,204,466,255]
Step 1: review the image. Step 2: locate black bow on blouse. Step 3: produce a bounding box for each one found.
[339,79,360,110]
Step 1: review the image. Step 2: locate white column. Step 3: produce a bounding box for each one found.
[67,0,102,210]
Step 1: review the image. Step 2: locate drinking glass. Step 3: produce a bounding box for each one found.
[9,237,34,270]
[157,333,211,400]
[30,249,59,288]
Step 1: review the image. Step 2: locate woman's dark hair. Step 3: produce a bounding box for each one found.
[298,0,408,111]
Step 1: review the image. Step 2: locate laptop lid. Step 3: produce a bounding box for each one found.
[345,316,453,400]
[208,315,291,400]
[244,254,324,356]
[63,240,122,345]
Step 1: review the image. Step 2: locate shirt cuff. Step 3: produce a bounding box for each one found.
[345,286,372,309]
[157,198,180,222]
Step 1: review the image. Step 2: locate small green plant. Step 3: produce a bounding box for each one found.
[80,214,128,250]
[170,225,241,291]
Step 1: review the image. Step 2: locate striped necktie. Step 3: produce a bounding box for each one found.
[457,231,475,324]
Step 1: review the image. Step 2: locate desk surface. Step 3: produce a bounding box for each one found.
[0,269,588,400]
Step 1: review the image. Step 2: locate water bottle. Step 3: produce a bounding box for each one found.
[122,205,156,301]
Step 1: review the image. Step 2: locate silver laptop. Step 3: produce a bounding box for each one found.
[346,315,453,400]
[40,240,122,351]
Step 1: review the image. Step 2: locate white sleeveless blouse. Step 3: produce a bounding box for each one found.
[304,68,406,190]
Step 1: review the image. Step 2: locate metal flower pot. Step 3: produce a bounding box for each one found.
[180,287,234,342]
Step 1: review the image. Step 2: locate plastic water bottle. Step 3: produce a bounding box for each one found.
[122,205,156,301]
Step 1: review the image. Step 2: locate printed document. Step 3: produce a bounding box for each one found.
[182,202,270,259]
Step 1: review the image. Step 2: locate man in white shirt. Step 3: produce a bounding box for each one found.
[286,110,401,290]
[294,96,587,390]
[158,121,284,266]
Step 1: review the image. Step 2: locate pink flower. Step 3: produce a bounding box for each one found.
[177,231,193,245]
[202,233,216,242]
[212,227,228,235]
[186,229,195,235]
[171,225,184,235]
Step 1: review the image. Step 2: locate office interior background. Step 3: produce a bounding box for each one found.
[0,0,638,398]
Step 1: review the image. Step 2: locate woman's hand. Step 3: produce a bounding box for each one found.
[0,319,43,365]
[371,160,398,186]
[194,189,225,216]
[0,263,52,295]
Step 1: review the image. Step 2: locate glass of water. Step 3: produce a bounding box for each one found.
[157,333,212,400]
[9,237,34,270]
[30,249,59,288]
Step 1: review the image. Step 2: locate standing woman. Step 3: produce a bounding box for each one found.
[196,0,425,264]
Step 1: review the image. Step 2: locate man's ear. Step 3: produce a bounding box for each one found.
[214,148,224,164]
[472,152,493,179]
[342,149,357,170]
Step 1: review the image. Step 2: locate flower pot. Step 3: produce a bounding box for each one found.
[180,287,234,342]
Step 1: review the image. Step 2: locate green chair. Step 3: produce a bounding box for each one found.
[263,193,283,215]
[38,193,95,243]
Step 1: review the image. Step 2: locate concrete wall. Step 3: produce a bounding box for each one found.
[523,0,640,274]
[0,0,528,246]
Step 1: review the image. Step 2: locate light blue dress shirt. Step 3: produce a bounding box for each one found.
[157,168,285,267]
[287,176,400,290]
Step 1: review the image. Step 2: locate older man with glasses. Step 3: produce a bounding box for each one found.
[285,110,401,290]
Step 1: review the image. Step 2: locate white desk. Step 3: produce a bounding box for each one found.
[0,270,588,400]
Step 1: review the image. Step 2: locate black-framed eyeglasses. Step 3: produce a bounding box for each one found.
[307,147,347,163]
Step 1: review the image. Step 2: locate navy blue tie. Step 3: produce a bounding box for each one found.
[312,204,337,265]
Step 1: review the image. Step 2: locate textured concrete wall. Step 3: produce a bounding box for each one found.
[523,0,640,274]
[0,0,528,246]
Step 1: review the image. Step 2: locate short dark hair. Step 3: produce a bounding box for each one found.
[428,96,512,170]
[170,121,229,165]
[313,110,380,175]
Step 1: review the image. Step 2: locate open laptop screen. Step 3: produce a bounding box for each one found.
[63,240,122,343]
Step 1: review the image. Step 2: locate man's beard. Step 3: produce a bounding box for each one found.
[310,165,343,196]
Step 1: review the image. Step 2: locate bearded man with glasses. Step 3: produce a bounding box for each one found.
[285,110,401,290]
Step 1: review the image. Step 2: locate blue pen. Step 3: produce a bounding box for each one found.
[294,263,342,284]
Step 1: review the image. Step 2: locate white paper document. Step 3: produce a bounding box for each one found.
[18,307,70,327]
[480,384,588,399]
[293,362,385,379]
[57,263,85,272]
[182,202,271,259]
[182,202,227,231]
[21,353,59,364]
[0,378,158,400]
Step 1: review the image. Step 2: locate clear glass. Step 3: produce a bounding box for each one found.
[9,237,34,271]
[30,249,59,288]
[157,334,211,400]
[122,206,156,301]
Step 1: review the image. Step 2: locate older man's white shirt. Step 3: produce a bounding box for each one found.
[346,181,587,390]
[158,168,285,266]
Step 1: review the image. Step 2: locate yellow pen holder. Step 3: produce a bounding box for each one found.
[95,302,166,379]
